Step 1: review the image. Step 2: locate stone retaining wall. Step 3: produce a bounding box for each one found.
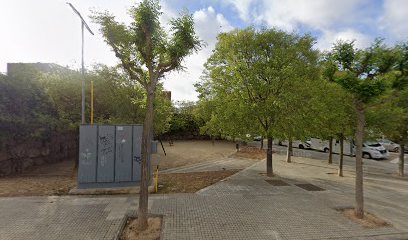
[0,131,78,176]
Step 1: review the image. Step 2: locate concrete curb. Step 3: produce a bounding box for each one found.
[68,178,156,195]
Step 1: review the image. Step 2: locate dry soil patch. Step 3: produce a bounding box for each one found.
[0,160,76,197]
[0,141,241,196]
[120,217,161,240]
[157,170,238,193]
[157,140,236,170]
[230,146,269,160]
[340,208,390,228]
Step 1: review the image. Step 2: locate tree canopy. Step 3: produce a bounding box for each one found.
[196,27,320,176]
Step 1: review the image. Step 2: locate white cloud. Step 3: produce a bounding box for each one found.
[225,0,253,22]
[316,29,372,50]
[226,0,373,54]
[227,0,367,32]
[163,6,234,101]
[379,0,408,40]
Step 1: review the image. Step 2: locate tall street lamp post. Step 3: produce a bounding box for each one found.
[67,2,94,124]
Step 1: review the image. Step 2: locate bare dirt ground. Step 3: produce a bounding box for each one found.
[230,146,268,160]
[120,217,161,240]
[0,140,242,196]
[0,159,76,197]
[157,170,239,193]
[157,140,237,170]
[340,208,390,228]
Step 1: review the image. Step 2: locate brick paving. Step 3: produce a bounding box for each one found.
[1,156,408,239]
[152,160,408,240]
[0,196,130,240]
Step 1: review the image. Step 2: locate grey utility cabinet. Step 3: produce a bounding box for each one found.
[78,124,153,189]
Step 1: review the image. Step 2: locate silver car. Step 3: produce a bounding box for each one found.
[378,139,400,152]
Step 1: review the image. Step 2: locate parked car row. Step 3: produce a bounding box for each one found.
[257,135,406,160]
[275,138,397,160]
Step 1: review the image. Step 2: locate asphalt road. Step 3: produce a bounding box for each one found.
[248,140,407,176]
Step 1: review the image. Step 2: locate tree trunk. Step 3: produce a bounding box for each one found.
[338,134,344,177]
[354,99,365,219]
[138,90,155,231]
[286,139,293,163]
[260,137,264,150]
[399,143,405,177]
[328,137,333,164]
[267,137,273,177]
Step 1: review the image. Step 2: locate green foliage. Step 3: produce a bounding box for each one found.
[326,39,394,103]
[196,28,320,140]
[0,64,173,146]
[335,72,386,102]
[308,79,355,139]
[153,90,173,135]
[0,66,59,143]
[393,42,408,90]
[367,42,408,143]
[366,90,408,141]
[92,0,203,88]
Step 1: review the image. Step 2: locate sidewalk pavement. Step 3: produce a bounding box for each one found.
[1,154,408,240]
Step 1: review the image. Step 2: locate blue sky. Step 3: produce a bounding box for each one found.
[1,0,407,100]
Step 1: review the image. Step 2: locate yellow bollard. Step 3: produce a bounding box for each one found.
[155,155,160,193]
[91,80,94,124]
[155,165,159,192]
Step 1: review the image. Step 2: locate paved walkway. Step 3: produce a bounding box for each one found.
[1,155,408,239]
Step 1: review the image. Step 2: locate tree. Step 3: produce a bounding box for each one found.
[197,28,319,176]
[367,42,408,176]
[310,78,355,173]
[92,0,202,230]
[272,77,320,163]
[325,39,395,218]
[392,42,408,177]
[165,101,203,138]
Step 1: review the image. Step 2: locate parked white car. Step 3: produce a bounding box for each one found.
[378,139,400,152]
[362,141,389,159]
[275,139,311,149]
[308,138,354,155]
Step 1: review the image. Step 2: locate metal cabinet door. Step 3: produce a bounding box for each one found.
[97,126,115,182]
[78,125,98,183]
[115,126,132,182]
[132,125,143,181]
